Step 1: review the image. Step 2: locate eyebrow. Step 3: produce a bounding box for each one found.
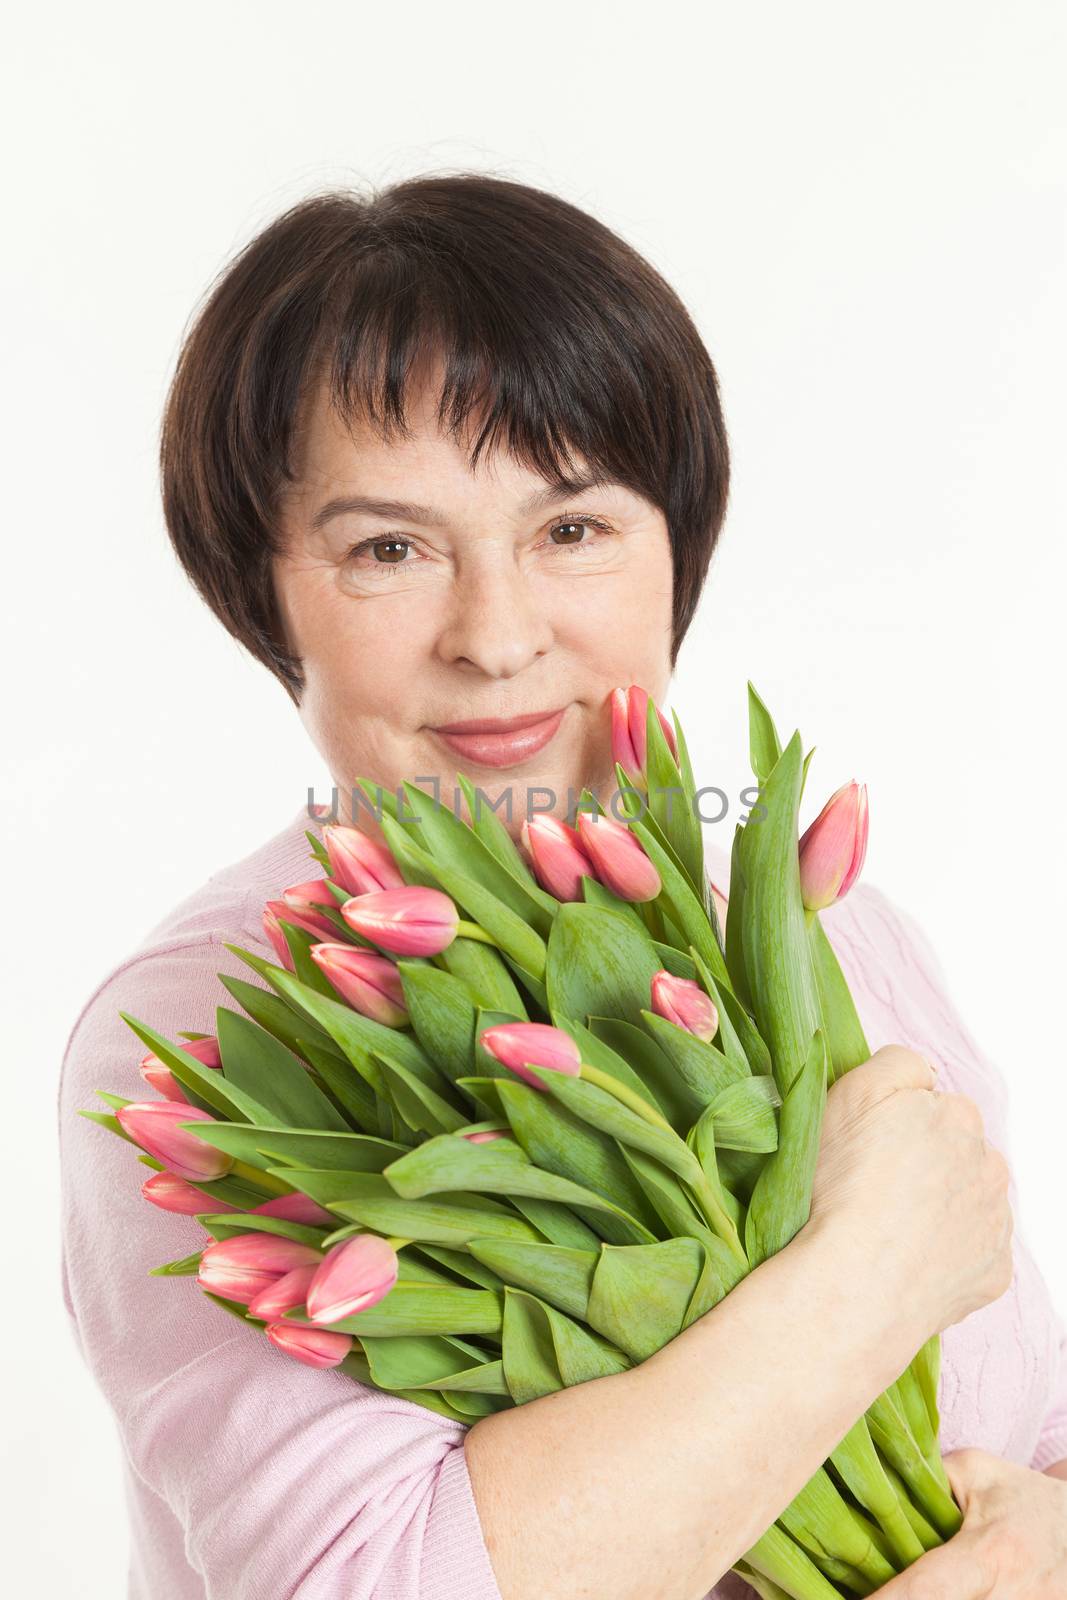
[308,472,611,533]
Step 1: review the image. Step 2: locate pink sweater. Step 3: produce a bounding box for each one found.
[58,805,1067,1600]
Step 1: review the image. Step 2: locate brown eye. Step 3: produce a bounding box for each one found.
[551,521,587,545]
[369,539,409,564]
[347,537,411,566]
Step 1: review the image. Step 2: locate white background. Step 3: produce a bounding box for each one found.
[5,1,1065,1591]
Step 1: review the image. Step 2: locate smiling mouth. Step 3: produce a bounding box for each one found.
[430,707,567,769]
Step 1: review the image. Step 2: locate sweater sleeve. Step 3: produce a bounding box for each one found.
[58,933,505,1600]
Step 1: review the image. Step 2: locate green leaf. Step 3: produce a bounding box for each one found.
[196,1212,327,1247]
[649,941,699,980]
[586,1239,706,1361]
[215,1006,350,1131]
[744,1030,828,1267]
[622,812,732,992]
[149,1250,204,1276]
[501,1286,562,1402]
[555,1011,671,1115]
[455,773,542,892]
[579,872,649,929]
[279,1169,545,1249]
[383,1131,659,1235]
[643,699,706,901]
[397,962,478,1087]
[374,1055,469,1135]
[584,1016,689,1129]
[545,902,663,1028]
[359,1333,504,1392]
[119,1013,273,1124]
[493,1078,662,1240]
[506,1198,601,1250]
[639,1010,748,1110]
[379,813,548,981]
[188,1121,407,1171]
[400,780,558,934]
[704,1075,781,1153]
[467,1238,598,1321]
[521,1065,708,1197]
[747,681,783,785]
[228,955,460,1108]
[736,730,821,1097]
[617,1145,714,1246]
[808,913,870,1085]
[435,935,528,1015]
[286,1281,504,1339]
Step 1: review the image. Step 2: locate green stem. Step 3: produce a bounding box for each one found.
[454,919,501,946]
[579,1062,675,1131]
[230,1159,292,1196]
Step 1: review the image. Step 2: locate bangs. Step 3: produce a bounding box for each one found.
[277,203,679,515]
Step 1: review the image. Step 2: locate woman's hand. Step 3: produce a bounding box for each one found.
[875,1448,1067,1597]
[806,1044,1015,1339]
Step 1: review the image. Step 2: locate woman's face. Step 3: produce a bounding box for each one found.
[273,366,675,842]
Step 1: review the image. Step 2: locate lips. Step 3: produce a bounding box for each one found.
[431,707,567,769]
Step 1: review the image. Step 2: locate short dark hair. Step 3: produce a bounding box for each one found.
[160,172,731,702]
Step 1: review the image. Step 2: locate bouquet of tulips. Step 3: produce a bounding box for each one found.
[82,684,961,1599]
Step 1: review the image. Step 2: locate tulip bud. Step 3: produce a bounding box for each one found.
[117,1102,233,1183]
[263,902,297,970]
[305,1234,399,1325]
[196,1233,322,1306]
[281,879,342,940]
[480,1021,582,1090]
[798,781,869,911]
[650,970,719,1043]
[251,1193,335,1227]
[575,811,662,903]
[139,1035,221,1103]
[141,1170,209,1215]
[266,1322,353,1369]
[461,1128,507,1143]
[324,824,406,895]
[309,943,409,1026]
[520,815,593,902]
[611,685,678,778]
[341,886,459,957]
[247,1263,318,1321]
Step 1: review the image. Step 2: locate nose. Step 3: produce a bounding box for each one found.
[436,553,554,678]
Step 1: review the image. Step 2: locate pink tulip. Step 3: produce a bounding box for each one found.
[196,1233,322,1306]
[798,781,869,911]
[324,824,407,895]
[281,879,342,940]
[310,943,409,1026]
[461,1128,507,1143]
[480,1021,582,1091]
[139,1035,222,1103]
[521,815,594,902]
[650,970,719,1043]
[341,886,459,957]
[247,1263,318,1320]
[141,1170,209,1215]
[305,1234,400,1325]
[116,1102,233,1183]
[611,685,678,777]
[266,1322,353,1369]
[575,811,662,903]
[251,1193,335,1227]
[263,902,297,970]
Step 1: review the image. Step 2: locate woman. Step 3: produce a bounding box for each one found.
[59,175,1067,1599]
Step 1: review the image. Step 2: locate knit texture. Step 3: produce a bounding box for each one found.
[58,807,1067,1598]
